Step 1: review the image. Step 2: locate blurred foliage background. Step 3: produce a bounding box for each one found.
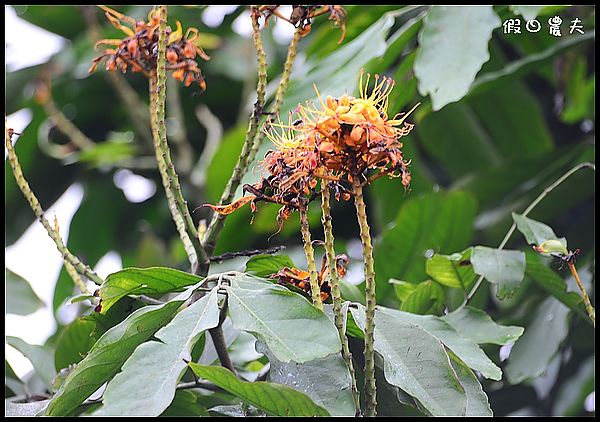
[5,5,595,416]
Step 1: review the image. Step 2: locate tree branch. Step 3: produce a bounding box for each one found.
[151,5,209,273]
[464,161,596,305]
[5,121,103,286]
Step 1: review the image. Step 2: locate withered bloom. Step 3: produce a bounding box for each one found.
[253,5,347,43]
[89,6,209,89]
[204,70,416,230]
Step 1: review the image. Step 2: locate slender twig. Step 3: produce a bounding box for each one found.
[176,380,219,392]
[53,215,90,294]
[201,11,268,258]
[320,180,360,413]
[255,362,271,382]
[299,205,323,310]
[39,96,96,151]
[133,295,165,305]
[464,162,596,305]
[352,177,377,416]
[568,262,595,327]
[210,245,286,263]
[271,26,303,118]
[243,25,303,170]
[208,293,237,374]
[5,121,103,286]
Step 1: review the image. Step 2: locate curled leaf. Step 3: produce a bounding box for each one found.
[203,195,256,215]
[533,239,569,256]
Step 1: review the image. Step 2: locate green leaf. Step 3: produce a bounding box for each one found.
[99,267,201,313]
[226,274,341,363]
[523,250,586,320]
[257,342,355,416]
[5,269,43,316]
[448,353,493,416]
[426,248,476,290]
[339,279,365,305]
[399,280,445,315]
[504,296,570,384]
[45,283,200,416]
[6,359,25,398]
[442,306,524,346]
[414,6,501,110]
[375,190,478,304]
[244,255,295,278]
[512,213,567,248]
[390,279,416,302]
[94,288,220,416]
[377,307,502,381]
[54,319,98,372]
[5,399,50,417]
[350,306,467,416]
[188,363,330,417]
[466,41,554,161]
[471,246,526,299]
[417,103,502,178]
[470,31,594,96]
[6,337,56,389]
[160,390,210,417]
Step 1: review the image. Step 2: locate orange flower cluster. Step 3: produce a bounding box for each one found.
[89,6,209,89]
[205,70,417,232]
[253,5,346,43]
[297,71,417,189]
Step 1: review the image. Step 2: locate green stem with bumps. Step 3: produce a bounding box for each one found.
[299,205,323,310]
[152,5,209,273]
[352,177,377,416]
[5,121,103,286]
[321,180,360,413]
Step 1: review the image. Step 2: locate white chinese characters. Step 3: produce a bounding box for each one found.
[569,17,585,34]
[503,15,585,36]
[548,16,562,36]
[503,18,521,34]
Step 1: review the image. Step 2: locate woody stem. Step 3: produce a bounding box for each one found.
[352,177,377,417]
[568,262,595,327]
[298,205,323,310]
[321,180,360,413]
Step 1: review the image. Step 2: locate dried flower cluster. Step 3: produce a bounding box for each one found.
[206,70,417,231]
[89,6,209,89]
[252,5,347,43]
